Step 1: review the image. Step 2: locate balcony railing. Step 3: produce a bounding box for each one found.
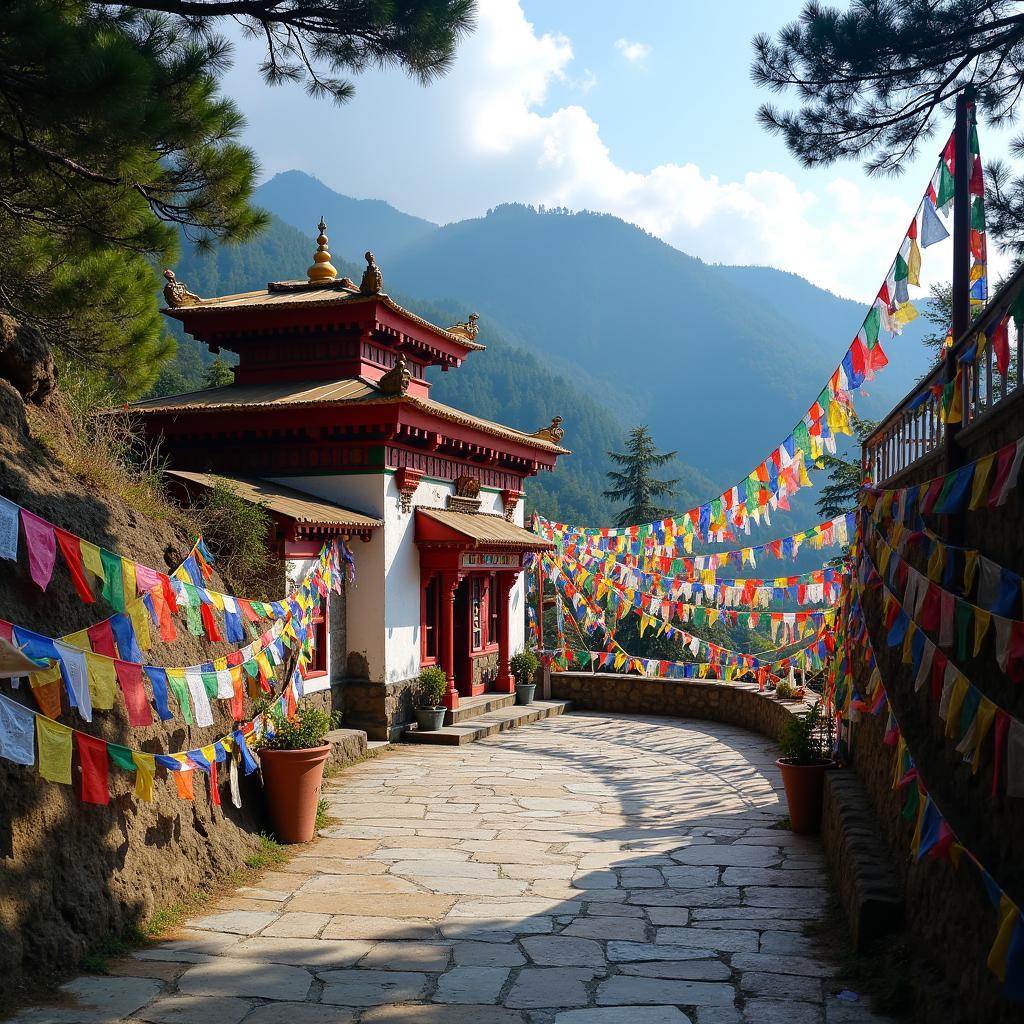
[863,261,1024,486]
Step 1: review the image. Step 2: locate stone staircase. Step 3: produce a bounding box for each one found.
[403,690,572,746]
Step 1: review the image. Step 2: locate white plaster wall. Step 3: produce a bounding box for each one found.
[268,474,387,681]
[268,473,530,683]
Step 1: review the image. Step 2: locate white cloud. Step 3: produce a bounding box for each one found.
[615,38,651,64]
[227,0,933,301]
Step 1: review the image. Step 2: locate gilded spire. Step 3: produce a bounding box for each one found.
[307,216,337,283]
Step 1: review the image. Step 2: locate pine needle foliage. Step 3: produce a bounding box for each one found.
[604,426,680,528]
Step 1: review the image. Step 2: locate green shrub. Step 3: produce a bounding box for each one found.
[417,667,448,708]
[779,700,831,765]
[510,650,539,685]
[775,678,795,699]
[255,703,341,751]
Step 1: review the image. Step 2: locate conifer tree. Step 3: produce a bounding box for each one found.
[0,0,475,398]
[751,2,1024,252]
[603,426,680,528]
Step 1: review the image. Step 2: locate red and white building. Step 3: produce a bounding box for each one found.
[134,229,564,738]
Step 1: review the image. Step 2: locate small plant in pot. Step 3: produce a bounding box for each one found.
[776,700,836,835]
[415,667,448,732]
[510,650,539,705]
[255,702,341,844]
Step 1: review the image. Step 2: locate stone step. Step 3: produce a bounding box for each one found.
[403,699,572,746]
[446,690,516,725]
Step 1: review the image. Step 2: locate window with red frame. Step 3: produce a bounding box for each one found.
[422,575,439,664]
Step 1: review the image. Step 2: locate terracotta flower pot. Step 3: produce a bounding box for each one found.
[259,744,331,844]
[777,757,834,835]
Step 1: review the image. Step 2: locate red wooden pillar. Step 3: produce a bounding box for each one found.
[494,573,519,693]
[440,571,460,710]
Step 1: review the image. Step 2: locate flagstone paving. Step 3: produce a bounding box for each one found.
[8,713,900,1024]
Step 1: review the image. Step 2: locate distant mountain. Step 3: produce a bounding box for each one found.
[380,203,931,484]
[255,171,437,263]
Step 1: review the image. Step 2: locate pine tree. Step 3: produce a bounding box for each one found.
[1,0,475,398]
[603,426,680,528]
[813,416,877,519]
[203,357,236,389]
[750,2,1024,253]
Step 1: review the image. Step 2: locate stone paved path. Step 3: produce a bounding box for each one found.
[10,713,898,1024]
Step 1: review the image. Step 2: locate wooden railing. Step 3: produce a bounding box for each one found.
[863,261,1024,485]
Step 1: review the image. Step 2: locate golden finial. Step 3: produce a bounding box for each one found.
[307,216,337,283]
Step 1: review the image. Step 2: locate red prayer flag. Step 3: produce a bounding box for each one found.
[21,510,56,591]
[87,620,117,658]
[208,759,221,807]
[161,575,178,615]
[869,340,889,371]
[969,155,984,196]
[199,603,224,643]
[54,529,95,604]
[992,318,1010,376]
[993,710,1011,798]
[115,660,153,727]
[76,732,109,805]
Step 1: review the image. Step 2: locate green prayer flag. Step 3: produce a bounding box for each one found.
[167,672,193,725]
[107,744,136,772]
[745,475,759,508]
[201,671,218,699]
[936,162,956,209]
[894,253,909,281]
[243,658,259,679]
[901,783,920,821]
[969,123,980,157]
[863,306,881,348]
[184,596,203,637]
[710,497,721,521]
[100,549,125,613]
[971,195,986,231]
[793,420,811,455]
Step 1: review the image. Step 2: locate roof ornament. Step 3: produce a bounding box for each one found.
[360,250,383,294]
[162,269,202,308]
[378,353,411,395]
[531,416,564,444]
[447,312,480,341]
[307,217,338,283]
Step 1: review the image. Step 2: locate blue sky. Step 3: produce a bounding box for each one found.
[222,0,1013,300]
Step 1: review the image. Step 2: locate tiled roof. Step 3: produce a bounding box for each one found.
[163,284,485,351]
[166,471,382,531]
[417,508,554,550]
[130,379,569,454]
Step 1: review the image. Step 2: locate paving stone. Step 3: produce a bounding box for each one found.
[655,927,758,953]
[432,966,510,1004]
[320,916,439,941]
[387,859,496,876]
[230,936,372,967]
[596,976,736,1007]
[450,940,526,967]
[439,917,553,940]
[758,930,821,955]
[721,867,826,887]
[694,1008,742,1024]
[586,903,646,918]
[297,874,423,894]
[106,957,189,983]
[189,911,279,935]
[290,894,455,917]
[260,913,332,938]
[7,977,165,1024]
[645,908,690,927]
[742,887,827,909]
[731,953,834,977]
[670,845,781,867]
[504,967,596,1008]
[739,971,823,1001]
[360,1005,525,1023]
[628,888,741,908]
[620,960,732,981]
[658,866,720,888]
[607,941,713,962]
[420,877,529,897]
[359,941,452,971]
[242,1005,355,1024]
[177,958,313,1001]
[135,995,252,1024]
[618,869,664,888]
[522,935,606,967]
[319,969,430,1006]
[741,999,822,1024]
[554,1009,693,1024]
[562,916,648,941]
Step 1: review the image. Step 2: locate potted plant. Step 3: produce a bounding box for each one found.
[776,700,835,835]
[415,667,448,732]
[510,650,539,705]
[256,703,341,844]
[774,677,796,700]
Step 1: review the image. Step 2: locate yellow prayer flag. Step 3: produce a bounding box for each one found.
[971,698,997,773]
[132,752,156,801]
[62,628,91,652]
[35,716,72,784]
[86,653,117,710]
[80,541,104,581]
[970,454,995,510]
[121,559,138,609]
[988,894,1021,982]
[907,238,921,286]
[208,590,225,611]
[944,676,970,739]
[974,608,991,656]
[965,550,979,592]
[894,302,919,326]
[927,544,946,582]
[127,599,151,652]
